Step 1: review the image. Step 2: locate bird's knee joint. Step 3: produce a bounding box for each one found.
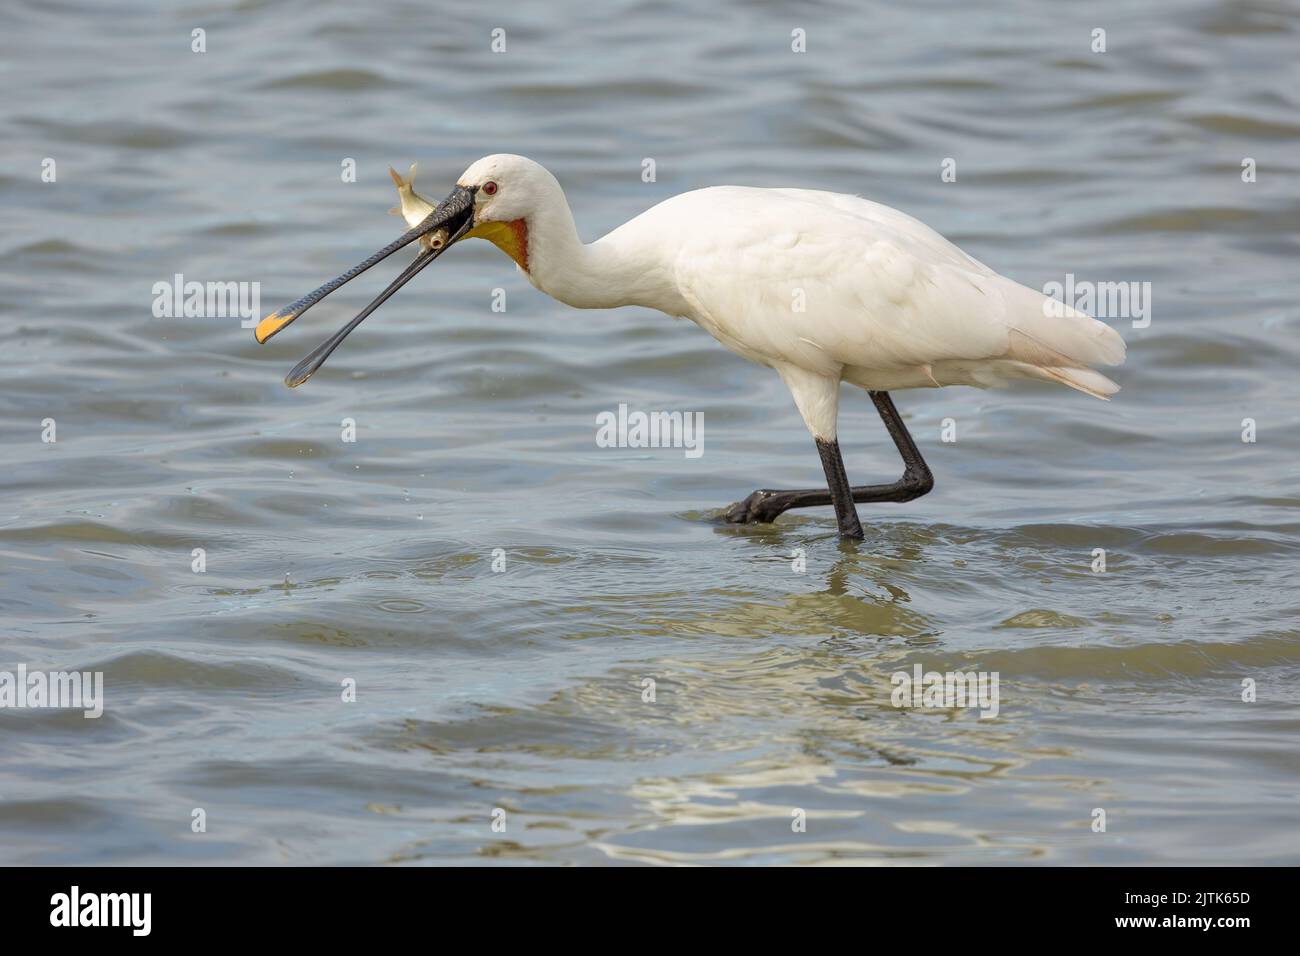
[901,469,934,499]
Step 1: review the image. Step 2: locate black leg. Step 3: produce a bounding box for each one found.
[725,391,934,533]
[816,437,865,539]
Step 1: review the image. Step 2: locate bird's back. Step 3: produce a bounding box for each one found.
[650,186,1125,398]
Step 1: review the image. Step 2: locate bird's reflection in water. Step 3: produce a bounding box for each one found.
[705,512,944,646]
[385,522,1036,865]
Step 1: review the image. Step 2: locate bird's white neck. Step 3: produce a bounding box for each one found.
[511,195,688,315]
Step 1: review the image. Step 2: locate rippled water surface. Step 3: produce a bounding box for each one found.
[3,0,1299,864]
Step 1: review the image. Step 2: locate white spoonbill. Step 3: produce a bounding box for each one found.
[255,154,1125,540]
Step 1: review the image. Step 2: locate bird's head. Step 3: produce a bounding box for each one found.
[254,153,560,388]
[456,153,565,272]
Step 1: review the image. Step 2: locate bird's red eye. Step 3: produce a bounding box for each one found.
[482,181,498,196]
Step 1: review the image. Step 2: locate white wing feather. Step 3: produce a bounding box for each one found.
[668,187,1125,398]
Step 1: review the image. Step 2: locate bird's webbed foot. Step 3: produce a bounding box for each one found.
[723,489,791,524]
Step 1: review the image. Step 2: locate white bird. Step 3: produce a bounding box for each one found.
[256,154,1125,540]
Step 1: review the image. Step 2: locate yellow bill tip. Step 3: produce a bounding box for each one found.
[254,311,292,344]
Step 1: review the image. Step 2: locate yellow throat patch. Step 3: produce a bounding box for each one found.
[466,219,530,272]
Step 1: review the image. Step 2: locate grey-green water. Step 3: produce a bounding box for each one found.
[2,0,1299,864]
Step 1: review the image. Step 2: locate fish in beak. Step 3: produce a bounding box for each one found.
[388,164,435,230]
[254,178,477,388]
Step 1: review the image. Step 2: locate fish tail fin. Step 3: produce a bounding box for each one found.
[388,163,419,189]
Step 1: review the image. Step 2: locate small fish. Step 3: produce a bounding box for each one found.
[388,163,436,227]
[388,164,449,251]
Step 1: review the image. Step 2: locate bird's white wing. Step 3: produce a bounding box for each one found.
[670,187,1124,397]
[768,187,997,276]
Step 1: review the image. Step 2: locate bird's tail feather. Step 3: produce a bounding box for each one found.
[1030,365,1121,400]
[995,280,1127,400]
